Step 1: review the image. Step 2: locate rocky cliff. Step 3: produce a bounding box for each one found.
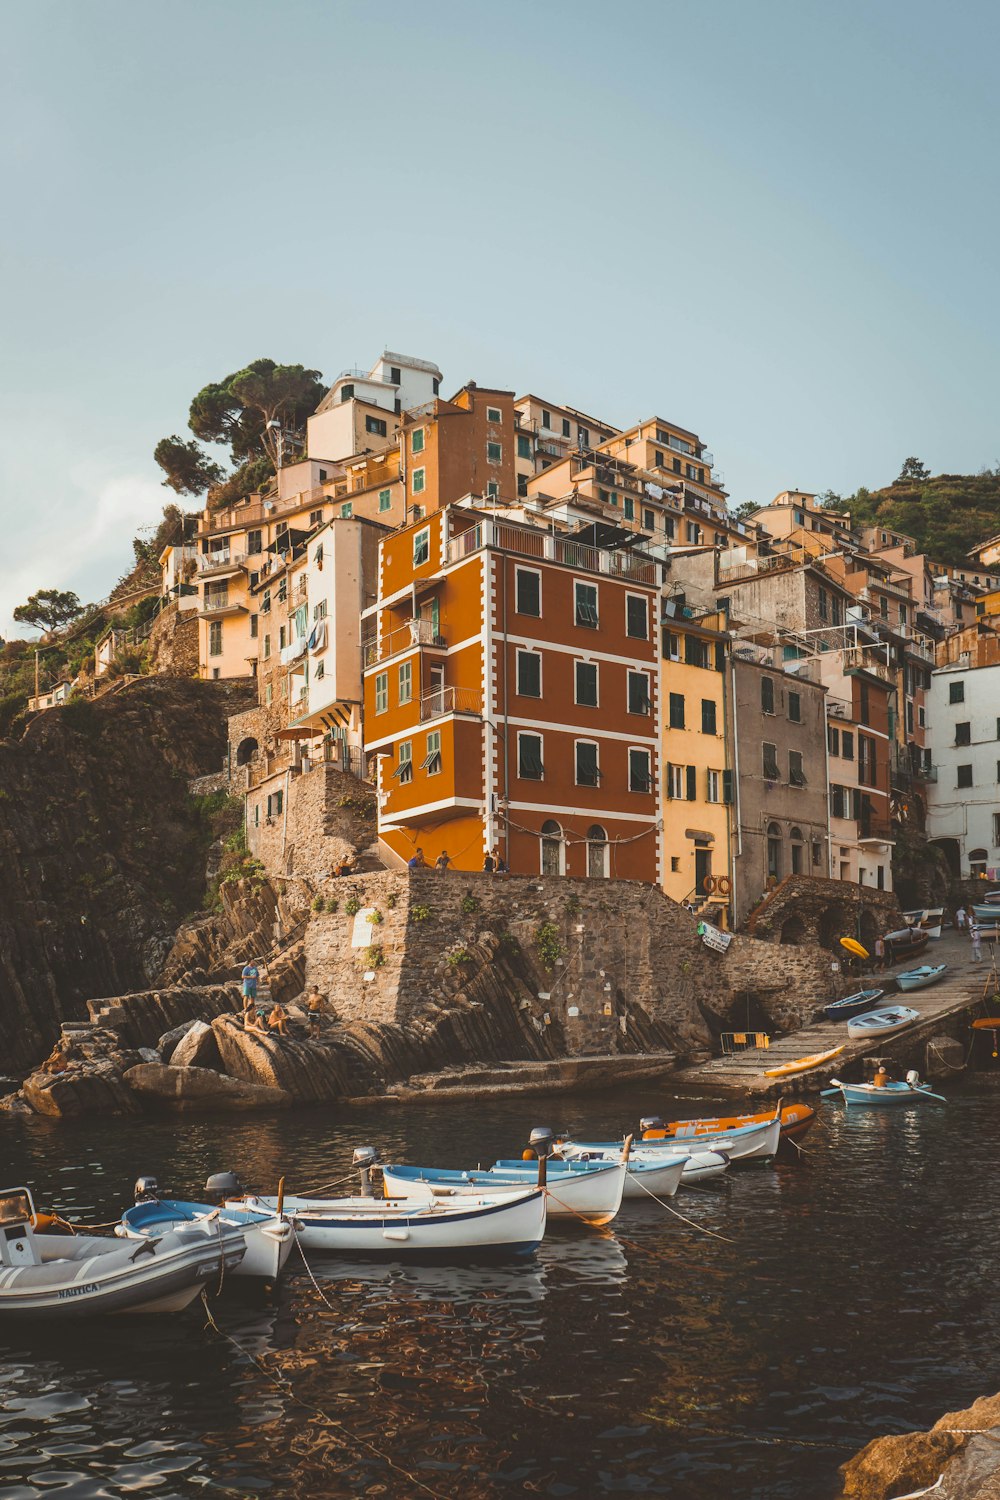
[0,677,253,1071]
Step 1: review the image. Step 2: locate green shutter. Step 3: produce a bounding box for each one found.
[722,769,734,804]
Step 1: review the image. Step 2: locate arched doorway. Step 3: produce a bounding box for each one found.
[970,848,989,877]
[818,905,848,951]
[780,914,807,945]
[540,820,564,877]
[236,737,259,766]
[929,837,961,877]
[587,824,608,879]
[766,822,782,883]
[789,827,804,876]
[859,909,879,951]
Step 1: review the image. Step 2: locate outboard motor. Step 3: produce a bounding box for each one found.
[639,1116,665,1136]
[133,1175,160,1204]
[905,1069,921,1087]
[353,1145,379,1198]
[204,1171,245,1204]
[528,1126,555,1159]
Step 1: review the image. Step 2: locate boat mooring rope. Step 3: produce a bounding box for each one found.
[291,1225,341,1313]
[628,1173,735,1243]
[199,1292,449,1500]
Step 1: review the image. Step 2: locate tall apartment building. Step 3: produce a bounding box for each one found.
[925,660,1000,879]
[363,503,661,879]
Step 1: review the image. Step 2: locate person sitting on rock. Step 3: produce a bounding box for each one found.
[267,1001,289,1036]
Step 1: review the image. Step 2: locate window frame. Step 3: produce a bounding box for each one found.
[668,692,685,730]
[515,649,542,699]
[412,527,431,567]
[374,672,389,714]
[411,467,426,495]
[574,579,599,629]
[393,740,413,783]
[575,659,599,707]
[515,566,542,618]
[486,440,503,464]
[574,739,601,787]
[421,729,442,775]
[378,488,392,512]
[398,661,412,705]
[625,592,649,640]
[411,427,425,454]
[629,746,653,794]
[486,406,502,424]
[700,698,717,735]
[627,670,651,716]
[517,731,545,781]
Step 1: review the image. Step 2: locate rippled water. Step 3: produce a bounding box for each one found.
[0,1081,996,1499]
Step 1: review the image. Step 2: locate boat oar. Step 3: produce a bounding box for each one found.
[909,1084,947,1104]
[820,1079,845,1097]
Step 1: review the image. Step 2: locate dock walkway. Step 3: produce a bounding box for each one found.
[673,932,998,1097]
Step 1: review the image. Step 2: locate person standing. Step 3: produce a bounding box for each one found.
[970,918,983,963]
[482,852,496,875]
[241,960,260,1006]
[956,906,968,933]
[873,935,885,973]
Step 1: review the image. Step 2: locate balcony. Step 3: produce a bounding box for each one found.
[363,617,446,668]
[197,551,248,575]
[199,593,247,617]
[858,818,895,845]
[419,686,483,721]
[444,517,657,584]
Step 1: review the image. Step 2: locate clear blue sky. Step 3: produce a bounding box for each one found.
[2,0,998,635]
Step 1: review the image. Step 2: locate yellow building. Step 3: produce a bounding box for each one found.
[659,607,733,919]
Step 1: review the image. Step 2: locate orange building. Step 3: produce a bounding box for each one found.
[363,503,661,879]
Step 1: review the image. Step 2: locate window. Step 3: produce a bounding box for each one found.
[788,692,801,723]
[578,426,590,446]
[587,825,608,879]
[541,409,551,429]
[487,441,502,464]
[398,662,412,705]
[559,417,569,437]
[828,726,839,755]
[767,823,781,881]
[957,764,973,788]
[685,636,709,669]
[625,594,648,639]
[671,856,680,873]
[789,751,806,786]
[623,495,634,520]
[666,763,684,799]
[375,673,388,714]
[669,692,685,729]
[541,819,562,876]
[950,680,965,703]
[629,748,653,793]
[340,384,354,401]
[315,662,324,679]
[993,811,1000,846]
[341,502,353,519]
[575,741,600,786]
[575,660,598,707]
[263,633,271,661]
[761,677,775,714]
[686,765,697,801]
[517,435,531,459]
[643,508,654,529]
[516,650,542,698]
[247,529,262,554]
[486,481,499,498]
[707,769,721,803]
[763,742,780,780]
[422,730,442,775]
[267,789,284,819]
[366,415,387,437]
[209,621,222,656]
[250,614,258,639]
[392,741,413,783]
[412,505,424,521]
[411,428,425,454]
[412,467,426,495]
[830,784,846,819]
[832,596,842,626]
[996,717,1000,741]
[279,626,286,649]
[518,732,544,780]
[515,567,541,617]
[841,730,855,759]
[628,671,651,715]
[575,580,599,628]
[309,509,323,526]
[663,629,680,661]
[818,587,829,622]
[413,528,430,566]
[701,699,717,735]
[956,721,971,746]
[378,488,392,512]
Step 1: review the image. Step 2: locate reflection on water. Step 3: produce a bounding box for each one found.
[0,1083,996,1498]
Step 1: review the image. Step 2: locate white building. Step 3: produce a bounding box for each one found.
[926,660,1000,878]
[306,351,442,466]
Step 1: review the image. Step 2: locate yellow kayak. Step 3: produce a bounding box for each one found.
[839,937,869,960]
[764,1045,845,1079]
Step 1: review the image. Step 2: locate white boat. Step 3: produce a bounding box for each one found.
[559,1117,780,1165]
[825,1071,945,1107]
[0,1186,246,1319]
[237,1187,546,1257]
[118,1177,293,1282]
[381,1158,626,1226]
[846,1005,920,1039]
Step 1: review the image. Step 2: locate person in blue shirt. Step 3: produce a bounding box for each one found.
[242,961,259,1001]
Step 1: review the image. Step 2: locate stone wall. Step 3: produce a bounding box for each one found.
[304,870,839,1060]
[247,762,377,879]
[147,601,199,678]
[747,873,901,949]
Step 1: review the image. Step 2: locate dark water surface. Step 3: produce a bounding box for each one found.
[0,1082,995,1499]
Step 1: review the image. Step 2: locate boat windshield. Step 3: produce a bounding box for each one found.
[0,1190,33,1227]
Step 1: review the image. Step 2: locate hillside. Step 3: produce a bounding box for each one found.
[836,466,1000,568]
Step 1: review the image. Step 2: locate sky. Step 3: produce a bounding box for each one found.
[1,0,998,637]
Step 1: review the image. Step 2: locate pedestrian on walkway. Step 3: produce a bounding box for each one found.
[873,935,885,973]
[970,919,982,962]
[956,906,968,933]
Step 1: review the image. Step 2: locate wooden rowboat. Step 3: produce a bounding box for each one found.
[640,1103,816,1143]
[763,1045,845,1079]
[823,989,884,1022]
[895,965,947,993]
[825,1075,945,1107]
[846,1005,920,1039]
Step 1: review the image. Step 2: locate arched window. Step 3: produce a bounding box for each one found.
[541,820,564,877]
[969,847,989,876]
[235,736,259,766]
[587,824,608,879]
[766,822,782,883]
[789,826,804,876]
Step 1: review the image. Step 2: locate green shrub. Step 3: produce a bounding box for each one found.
[534,921,563,970]
[447,947,474,967]
[386,892,398,910]
[311,895,325,912]
[366,908,383,926]
[324,897,340,914]
[344,896,362,917]
[460,893,480,915]
[361,943,384,968]
[411,904,431,923]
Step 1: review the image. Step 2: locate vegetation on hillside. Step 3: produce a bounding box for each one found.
[155,358,325,509]
[819,459,1000,567]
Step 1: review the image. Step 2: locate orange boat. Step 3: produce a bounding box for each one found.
[641,1102,816,1144]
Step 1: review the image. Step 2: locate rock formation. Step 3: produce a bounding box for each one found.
[840,1389,1000,1498]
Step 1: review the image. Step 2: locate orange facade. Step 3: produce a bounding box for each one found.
[364,506,661,880]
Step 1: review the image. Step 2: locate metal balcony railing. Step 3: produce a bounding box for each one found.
[197,551,247,573]
[444,517,657,583]
[418,686,483,721]
[363,617,445,668]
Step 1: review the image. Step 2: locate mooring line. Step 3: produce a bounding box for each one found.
[629,1173,735,1242]
[199,1292,449,1500]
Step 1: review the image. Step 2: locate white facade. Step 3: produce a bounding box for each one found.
[307,350,442,465]
[926,661,1000,878]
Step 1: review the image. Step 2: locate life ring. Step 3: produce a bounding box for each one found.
[703,875,718,894]
[716,876,732,896]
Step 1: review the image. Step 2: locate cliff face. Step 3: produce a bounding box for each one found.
[0,678,252,1071]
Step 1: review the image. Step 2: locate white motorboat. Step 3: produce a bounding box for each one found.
[118,1175,293,1281]
[381,1158,627,1226]
[0,1186,246,1319]
[559,1116,780,1165]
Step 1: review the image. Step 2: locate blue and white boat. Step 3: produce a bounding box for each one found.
[381,1158,627,1225]
[559,1116,778,1165]
[846,1005,920,1039]
[823,988,884,1022]
[119,1192,293,1282]
[895,965,947,993]
[826,1072,945,1107]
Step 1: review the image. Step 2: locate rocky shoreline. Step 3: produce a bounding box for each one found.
[840,1390,1000,1498]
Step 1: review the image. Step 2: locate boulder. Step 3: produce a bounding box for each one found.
[170,1019,221,1070]
[22,1060,142,1118]
[123,1063,291,1112]
[157,1021,196,1059]
[211,1014,375,1103]
[840,1391,1000,1498]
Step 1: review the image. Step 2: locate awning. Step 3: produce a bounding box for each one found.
[274,725,319,740]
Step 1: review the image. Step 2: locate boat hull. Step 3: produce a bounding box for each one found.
[239,1191,547,1258]
[846,1006,921,1039]
[121,1200,294,1282]
[642,1104,815,1144]
[831,1081,937,1106]
[564,1118,780,1164]
[895,966,947,993]
[822,991,885,1022]
[382,1162,625,1227]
